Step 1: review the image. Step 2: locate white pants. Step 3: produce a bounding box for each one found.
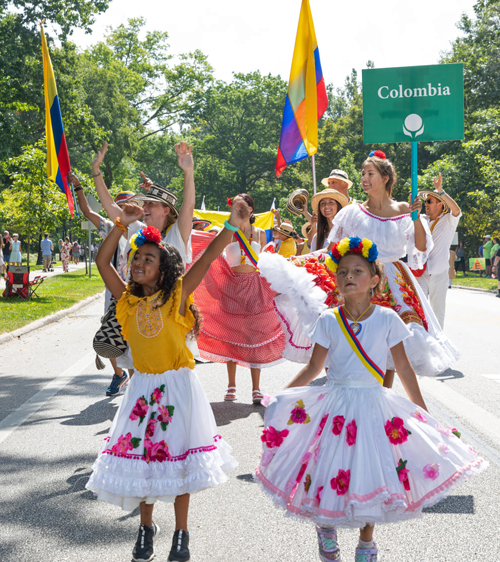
[416,269,449,329]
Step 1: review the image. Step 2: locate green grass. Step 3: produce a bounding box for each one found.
[0,269,104,334]
[452,271,497,290]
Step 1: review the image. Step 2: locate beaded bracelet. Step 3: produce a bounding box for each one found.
[114,217,127,232]
[223,220,239,232]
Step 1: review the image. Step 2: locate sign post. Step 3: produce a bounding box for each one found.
[362,63,464,219]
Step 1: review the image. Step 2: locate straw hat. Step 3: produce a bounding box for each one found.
[131,184,179,218]
[311,189,349,214]
[321,169,352,189]
[301,222,312,238]
[192,216,211,229]
[273,222,294,238]
[417,190,450,214]
[286,188,309,216]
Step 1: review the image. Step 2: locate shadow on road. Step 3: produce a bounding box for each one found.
[210,401,265,426]
[422,495,474,514]
[436,368,465,381]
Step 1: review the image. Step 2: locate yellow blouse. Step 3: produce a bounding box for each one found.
[116,278,195,374]
[278,237,297,258]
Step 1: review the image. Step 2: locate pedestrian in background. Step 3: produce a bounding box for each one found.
[493,244,500,298]
[61,236,71,272]
[0,237,5,277]
[455,241,466,276]
[72,240,80,265]
[40,232,53,272]
[449,247,457,288]
[9,233,22,266]
[483,235,493,277]
[491,237,499,278]
[2,231,11,266]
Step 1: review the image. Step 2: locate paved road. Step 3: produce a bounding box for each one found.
[0,288,499,562]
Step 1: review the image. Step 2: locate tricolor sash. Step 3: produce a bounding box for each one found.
[234,229,259,267]
[334,306,385,385]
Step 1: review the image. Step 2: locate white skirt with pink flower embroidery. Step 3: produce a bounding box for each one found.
[255,379,487,529]
[86,367,238,510]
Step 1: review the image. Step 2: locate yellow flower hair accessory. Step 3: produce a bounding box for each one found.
[328,237,379,272]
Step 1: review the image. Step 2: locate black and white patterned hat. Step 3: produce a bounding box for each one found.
[132,183,179,218]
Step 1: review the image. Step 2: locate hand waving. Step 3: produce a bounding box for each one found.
[175,141,194,172]
[139,171,153,192]
[91,142,108,173]
[433,172,443,192]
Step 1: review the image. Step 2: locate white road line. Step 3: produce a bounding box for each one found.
[0,352,95,446]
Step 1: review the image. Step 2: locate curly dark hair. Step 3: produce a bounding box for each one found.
[127,241,202,338]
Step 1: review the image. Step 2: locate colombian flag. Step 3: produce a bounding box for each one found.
[41,26,74,215]
[276,0,328,178]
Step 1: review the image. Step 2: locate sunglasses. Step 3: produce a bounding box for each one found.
[424,198,438,204]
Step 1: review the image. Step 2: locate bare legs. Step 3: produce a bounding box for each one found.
[139,493,190,530]
[225,360,261,401]
[360,524,374,542]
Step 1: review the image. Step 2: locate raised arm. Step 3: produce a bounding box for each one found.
[181,197,250,302]
[96,204,144,298]
[91,142,122,221]
[408,198,427,252]
[175,142,196,247]
[68,172,102,230]
[434,173,461,217]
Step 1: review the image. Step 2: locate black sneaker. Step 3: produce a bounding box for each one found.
[105,373,128,396]
[132,522,159,562]
[168,529,190,561]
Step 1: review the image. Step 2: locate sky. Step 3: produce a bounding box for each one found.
[68,0,478,88]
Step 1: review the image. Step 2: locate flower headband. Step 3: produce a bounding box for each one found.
[368,150,386,159]
[326,236,379,273]
[129,226,162,251]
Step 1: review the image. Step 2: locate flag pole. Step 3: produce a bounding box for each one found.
[312,154,317,195]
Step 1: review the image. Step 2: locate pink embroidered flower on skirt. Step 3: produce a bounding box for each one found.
[151,387,163,404]
[111,432,133,454]
[290,406,308,424]
[157,406,172,425]
[385,417,410,444]
[296,462,307,483]
[332,415,345,436]
[261,426,289,449]
[315,486,324,504]
[316,414,329,437]
[435,424,452,437]
[438,442,450,455]
[423,463,440,480]
[346,419,357,446]
[396,459,410,491]
[146,418,157,438]
[410,409,428,423]
[260,394,273,408]
[130,397,149,423]
[261,450,274,467]
[314,443,321,463]
[150,440,170,462]
[330,469,350,496]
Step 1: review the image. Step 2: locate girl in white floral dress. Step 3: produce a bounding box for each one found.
[86,199,251,562]
[256,238,486,562]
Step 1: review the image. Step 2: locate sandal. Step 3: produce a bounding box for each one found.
[252,390,264,405]
[224,387,237,401]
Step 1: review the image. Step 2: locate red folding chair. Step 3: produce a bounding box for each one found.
[29,275,45,299]
[4,265,30,300]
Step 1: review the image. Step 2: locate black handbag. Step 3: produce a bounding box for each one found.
[93,296,127,359]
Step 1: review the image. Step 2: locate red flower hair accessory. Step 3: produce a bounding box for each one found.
[226,197,233,207]
[369,150,386,159]
[142,226,162,244]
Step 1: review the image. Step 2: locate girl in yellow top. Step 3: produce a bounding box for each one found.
[87,198,251,562]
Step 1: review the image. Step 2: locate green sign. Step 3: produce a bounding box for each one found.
[362,64,464,144]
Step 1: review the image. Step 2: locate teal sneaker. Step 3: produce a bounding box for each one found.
[316,525,341,561]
